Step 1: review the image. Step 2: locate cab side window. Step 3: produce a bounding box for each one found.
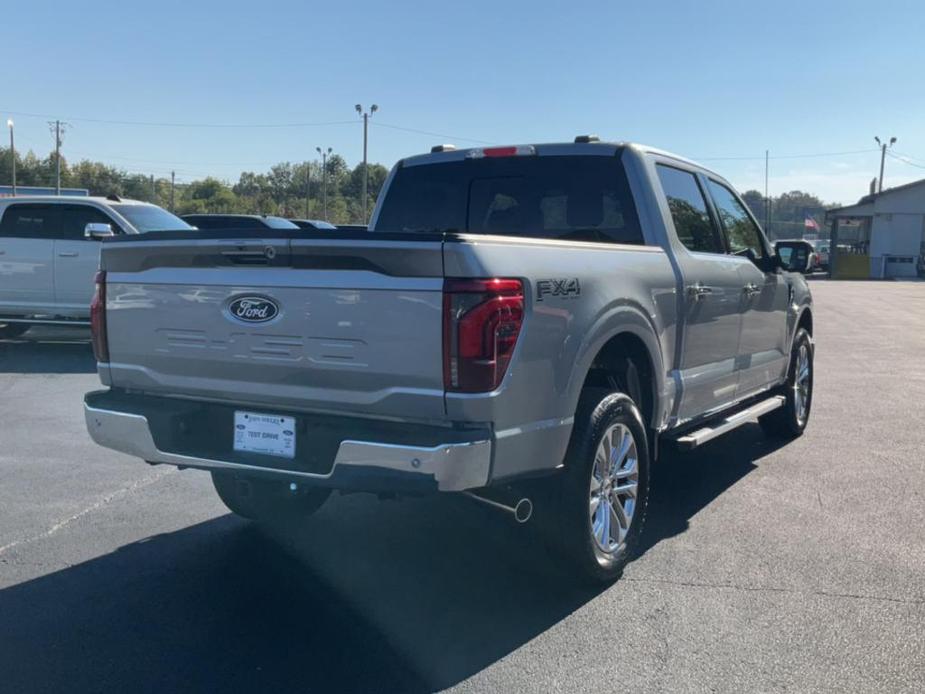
[706,180,766,259]
[58,205,122,240]
[0,204,59,238]
[656,165,724,254]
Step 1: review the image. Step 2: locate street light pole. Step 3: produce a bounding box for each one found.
[7,119,16,195]
[316,146,332,220]
[355,103,378,223]
[304,162,310,219]
[874,136,897,193]
[764,149,770,237]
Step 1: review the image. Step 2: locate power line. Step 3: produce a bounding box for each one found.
[1,109,357,129]
[371,121,496,145]
[697,148,879,162]
[887,151,925,170]
[890,150,925,165]
[65,149,284,169]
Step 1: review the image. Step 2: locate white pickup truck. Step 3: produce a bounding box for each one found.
[0,195,192,337]
[83,140,815,582]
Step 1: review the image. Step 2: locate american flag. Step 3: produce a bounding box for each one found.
[804,215,820,231]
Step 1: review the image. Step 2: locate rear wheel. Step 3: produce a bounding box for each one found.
[211,471,331,523]
[0,323,30,339]
[760,328,813,438]
[542,391,651,584]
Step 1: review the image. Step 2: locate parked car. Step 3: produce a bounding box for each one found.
[288,219,338,231]
[84,139,814,583]
[0,195,192,338]
[181,214,299,230]
[811,239,830,272]
[336,224,369,232]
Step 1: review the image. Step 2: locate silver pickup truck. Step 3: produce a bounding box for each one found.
[84,139,814,582]
[0,196,193,337]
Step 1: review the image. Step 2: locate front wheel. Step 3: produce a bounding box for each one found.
[211,471,331,523]
[760,328,814,438]
[543,391,651,584]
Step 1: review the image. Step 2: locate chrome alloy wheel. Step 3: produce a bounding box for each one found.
[589,423,639,553]
[794,343,811,426]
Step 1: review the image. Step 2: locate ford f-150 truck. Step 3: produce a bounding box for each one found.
[84,139,815,582]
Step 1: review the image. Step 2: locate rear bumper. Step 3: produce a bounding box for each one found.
[84,390,491,492]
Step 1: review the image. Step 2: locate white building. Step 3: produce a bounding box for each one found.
[825,178,925,279]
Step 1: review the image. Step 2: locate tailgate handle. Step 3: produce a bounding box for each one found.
[221,249,276,265]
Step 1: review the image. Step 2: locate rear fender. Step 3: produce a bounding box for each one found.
[567,304,669,432]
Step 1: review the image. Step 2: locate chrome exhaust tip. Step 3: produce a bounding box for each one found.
[463,491,533,524]
[513,497,533,524]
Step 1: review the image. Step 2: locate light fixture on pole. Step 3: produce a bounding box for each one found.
[355,103,378,223]
[874,136,897,193]
[316,146,333,220]
[6,119,15,195]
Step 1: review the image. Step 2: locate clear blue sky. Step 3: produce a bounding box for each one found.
[4,0,925,204]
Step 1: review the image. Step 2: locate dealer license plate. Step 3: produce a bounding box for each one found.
[233,411,296,459]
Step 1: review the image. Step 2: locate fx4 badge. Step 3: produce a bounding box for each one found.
[536,278,581,302]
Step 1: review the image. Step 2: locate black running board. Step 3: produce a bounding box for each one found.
[674,395,785,450]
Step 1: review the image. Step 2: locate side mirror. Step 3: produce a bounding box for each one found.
[774,240,813,274]
[84,222,114,240]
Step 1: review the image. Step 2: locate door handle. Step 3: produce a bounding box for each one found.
[743,282,760,296]
[686,283,713,301]
[57,251,79,257]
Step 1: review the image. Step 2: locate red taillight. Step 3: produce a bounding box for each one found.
[90,271,109,362]
[443,278,524,393]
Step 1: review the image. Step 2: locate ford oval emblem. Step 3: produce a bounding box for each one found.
[228,296,279,323]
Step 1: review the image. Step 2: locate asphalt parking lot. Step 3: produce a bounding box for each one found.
[1,280,923,693]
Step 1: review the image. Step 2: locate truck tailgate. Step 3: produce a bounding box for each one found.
[100,234,446,420]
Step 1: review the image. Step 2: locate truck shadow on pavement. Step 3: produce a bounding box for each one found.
[0,327,95,374]
[0,425,789,693]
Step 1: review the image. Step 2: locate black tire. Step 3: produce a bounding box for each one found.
[0,323,30,339]
[211,471,331,522]
[760,328,814,438]
[541,390,651,584]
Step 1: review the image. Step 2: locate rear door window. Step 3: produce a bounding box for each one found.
[0,204,60,238]
[375,154,644,245]
[656,165,724,254]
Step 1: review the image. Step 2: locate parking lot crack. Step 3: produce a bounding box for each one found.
[0,468,176,557]
[623,576,925,606]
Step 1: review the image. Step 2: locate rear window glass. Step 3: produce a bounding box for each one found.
[375,154,644,245]
[263,216,300,229]
[111,205,192,233]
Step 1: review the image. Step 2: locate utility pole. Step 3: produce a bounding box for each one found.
[316,146,332,220]
[764,149,770,237]
[7,119,15,195]
[48,120,68,195]
[304,163,310,219]
[150,174,156,202]
[874,136,897,193]
[355,104,378,222]
[170,171,176,211]
[55,120,61,194]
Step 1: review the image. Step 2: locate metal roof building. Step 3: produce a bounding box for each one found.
[825,178,925,279]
